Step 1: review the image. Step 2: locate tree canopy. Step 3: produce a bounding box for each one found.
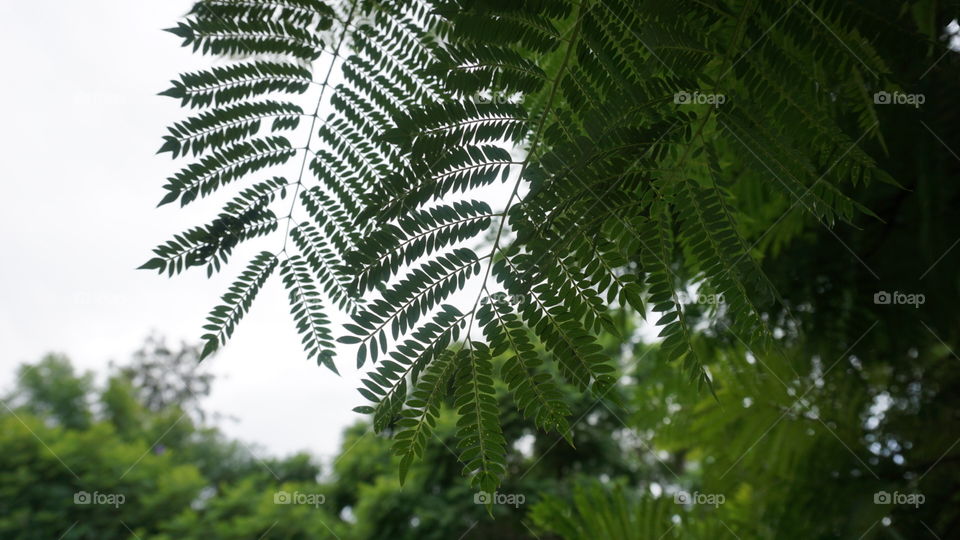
[140,0,960,535]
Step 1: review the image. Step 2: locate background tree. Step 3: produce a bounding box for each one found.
[112,334,212,420]
[5,354,94,430]
[0,342,342,539]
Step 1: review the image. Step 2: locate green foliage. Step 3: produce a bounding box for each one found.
[200,251,278,359]
[159,136,295,207]
[146,0,952,497]
[0,350,345,540]
[452,344,506,494]
[530,481,679,540]
[160,61,313,109]
[159,100,303,158]
[280,254,337,371]
[6,355,93,430]
[479,301,571,435]
[392,349,455,484]
[0,414,207,540]
[1,344,636,539]
[152,479,344,540]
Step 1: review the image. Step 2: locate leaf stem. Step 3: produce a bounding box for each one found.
[278,0,360,255]
[462,7,586,346]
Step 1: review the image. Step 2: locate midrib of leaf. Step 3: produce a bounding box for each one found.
[180,141,292,193]
[198,28,319,48]
[374,310,472,417]
[579,233,634,299]
[174,107,303,144]
[555,258,609,325]
[432,160,522,181]
[465,346,490,480]
[210,254,277,344]
[452,62,548,80]
[184,73,309,96]
[283,258,332,369]
[683,182,764,331]
[279,0,360,255]
[463,7,585,344]
[419,115,528,136]
[488,303,560,422]
[398,351,455,468]
[650,206,709,392]
[499,254,594,390]
[378,159,521,214]
[202,0,328,19]
[360,253,490,342]
[291,226,356,307]
[355,214,498,277]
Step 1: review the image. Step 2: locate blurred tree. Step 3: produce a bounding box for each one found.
[6,354,93,430]
[112,335,211,420]
[152,478,345,540]
[0,413,205,540]
[0,342,343,540]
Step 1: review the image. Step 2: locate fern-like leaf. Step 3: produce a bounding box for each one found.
[200,251,278,359]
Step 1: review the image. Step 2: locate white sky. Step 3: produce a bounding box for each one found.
[0,0,369,462]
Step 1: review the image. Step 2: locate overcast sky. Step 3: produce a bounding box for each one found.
[0,0,373,462]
